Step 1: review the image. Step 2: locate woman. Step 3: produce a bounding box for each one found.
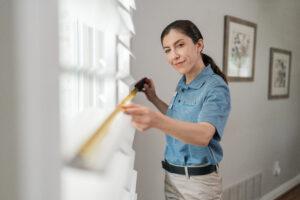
[122,20,231,200]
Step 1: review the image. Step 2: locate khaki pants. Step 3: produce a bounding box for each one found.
[164,171,222,200]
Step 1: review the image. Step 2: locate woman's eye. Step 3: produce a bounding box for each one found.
[164,49,170,54]
[178,43,184,47]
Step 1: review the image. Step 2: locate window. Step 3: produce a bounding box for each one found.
[59,0,136,156]
[59,0,137,199]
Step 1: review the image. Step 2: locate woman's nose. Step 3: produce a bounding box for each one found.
[170,50,180,60]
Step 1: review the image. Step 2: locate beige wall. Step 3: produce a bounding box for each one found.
[131,0,300,199]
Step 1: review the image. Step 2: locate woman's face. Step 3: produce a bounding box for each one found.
[162,29,202,75]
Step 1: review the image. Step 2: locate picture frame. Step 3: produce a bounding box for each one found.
[268,48,292,99]
[223,15,257,81]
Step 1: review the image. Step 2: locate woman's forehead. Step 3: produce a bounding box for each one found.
[162,29,190,47]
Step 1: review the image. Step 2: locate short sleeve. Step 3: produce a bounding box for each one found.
[197,81,231,141]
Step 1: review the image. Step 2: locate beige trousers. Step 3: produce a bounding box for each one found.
[164,171,222,200]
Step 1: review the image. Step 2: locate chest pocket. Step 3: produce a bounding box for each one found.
[178,98,202,122]
[182,98,198,106]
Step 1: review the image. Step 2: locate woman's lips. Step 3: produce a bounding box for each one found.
[174,60,185,66]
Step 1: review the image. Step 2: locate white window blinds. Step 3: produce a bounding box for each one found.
[59,0,137,200]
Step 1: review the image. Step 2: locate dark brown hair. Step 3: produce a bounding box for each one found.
[161,20,228,84]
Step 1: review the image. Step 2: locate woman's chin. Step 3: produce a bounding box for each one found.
[174,66,188,74]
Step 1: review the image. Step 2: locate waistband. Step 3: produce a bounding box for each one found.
[162,160,217,177]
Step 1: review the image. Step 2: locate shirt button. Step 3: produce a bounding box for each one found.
[178,100,181,103]
[181,88,184,92]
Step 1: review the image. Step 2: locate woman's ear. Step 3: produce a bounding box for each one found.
[196,39,204,53]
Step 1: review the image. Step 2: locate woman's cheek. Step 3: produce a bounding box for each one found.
[168,56,174,65]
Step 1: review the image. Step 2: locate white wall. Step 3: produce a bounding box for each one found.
[131,0,300,199]
[0,0,60,200]
[0,1,18,199]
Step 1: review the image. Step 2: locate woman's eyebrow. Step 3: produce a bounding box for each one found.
[163,39,184,49]
[174,39,184,46]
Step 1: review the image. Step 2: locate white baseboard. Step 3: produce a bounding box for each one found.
[260,174,300,200]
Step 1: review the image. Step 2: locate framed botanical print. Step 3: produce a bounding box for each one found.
[223,15,257,81]
[268,48,292,99]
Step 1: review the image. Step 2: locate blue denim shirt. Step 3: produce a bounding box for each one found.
[165,65,231,166]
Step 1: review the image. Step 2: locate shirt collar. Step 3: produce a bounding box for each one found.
[176,64,214,90]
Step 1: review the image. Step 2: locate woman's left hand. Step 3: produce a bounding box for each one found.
[122,103,161,132]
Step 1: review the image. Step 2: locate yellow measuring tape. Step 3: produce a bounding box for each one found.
[69,78,147,168]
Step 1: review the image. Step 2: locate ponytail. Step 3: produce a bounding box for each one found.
[202,53,228,84]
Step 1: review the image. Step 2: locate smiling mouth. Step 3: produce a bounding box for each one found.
[174,61,185,65]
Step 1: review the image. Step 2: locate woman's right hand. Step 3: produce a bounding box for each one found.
[142,78,158,103]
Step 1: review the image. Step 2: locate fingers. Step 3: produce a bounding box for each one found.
[121,103,139,109]
[132,115,148,124]
[131,121,149,132]
[123,108,145,115]
[144,78,152,85]
[121,103,153,132]
[121,104,148,115]
[144,78,155,89]
[149,78,155,87]
[142,83,149,92]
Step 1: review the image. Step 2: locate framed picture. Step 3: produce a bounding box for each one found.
[223,15,257,81]
[268,48,292,99]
